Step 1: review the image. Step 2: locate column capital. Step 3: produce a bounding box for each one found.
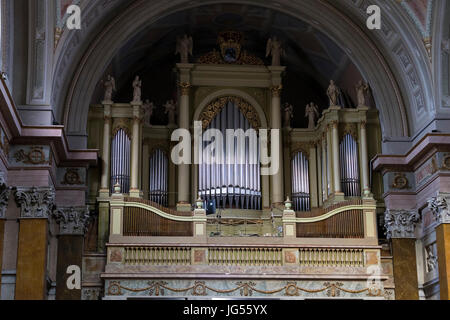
[270,85,283,97]
[0,174,11,219]
[14,187,56,219]
[52,206,90,235]
[384,209,420,239]
[360,120,367,129]
[179,82,192,96]
[428,193,450,225]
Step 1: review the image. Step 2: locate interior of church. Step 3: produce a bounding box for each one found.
[0,0,449,301]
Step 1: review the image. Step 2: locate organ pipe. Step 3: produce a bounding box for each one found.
[149,149,169,206]
[291,151,310,211]
[110,129,131,194]
[339,134,361,197]
[198,101,261,210]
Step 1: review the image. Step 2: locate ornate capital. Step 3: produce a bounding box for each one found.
[52,206,90,235]
[384,209,420,239]
[0,174,11,219]
[15,187,56,219]
[179,82,191,96]
[270,85,283,97]
[428,194,450,225]
[360,121,367,130]
[330,120,338,129]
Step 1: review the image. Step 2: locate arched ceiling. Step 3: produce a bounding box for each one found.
[91,3,362,127]
[51,0,437,150]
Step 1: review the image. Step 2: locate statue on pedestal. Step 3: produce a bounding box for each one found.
[176,35,193,64]
[355,80,369,107]
[326,80,340,107]
[164,100,177,125]
[132,76,142,103]
[102,75,116,102]
[305,103,320,129]
[283,103,293,127]
[142,99,155,126]
[266,36,284,66]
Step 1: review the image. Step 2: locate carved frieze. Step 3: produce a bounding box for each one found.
[428,194,450,225]
[12,146,50,165]
[52,206,90,235]
[199,96,261,130]
[384,209,420,239]
[391,173,409,190]
[60,168,84,186]
[14,187,56,219]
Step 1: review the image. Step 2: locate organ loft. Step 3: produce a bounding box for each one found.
[1,1,450,301]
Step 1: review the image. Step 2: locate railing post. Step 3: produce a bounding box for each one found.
[363,199,378,244]
[109,184,125,240]
[282,197,296,239]
[193,198,207,240]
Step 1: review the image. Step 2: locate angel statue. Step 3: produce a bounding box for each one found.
[266,36,284,66]
[326,80,340,107]
[283,103,294,127]
[102,75,116,102]
[164,100,177,125]
[132,76,142,103]
[142,99,155,126]
[176,34,193,64]
[355,80,369,107]
[305,102,320,129]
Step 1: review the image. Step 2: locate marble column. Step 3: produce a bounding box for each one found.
[100,105,112,194]
[270,85,284,204]
[385,209,420,300]
[177,82,191,210]
[0,177,11,298]
[322,132,328,202]
[130,103,142,198]
[360,121,371,197]
[52,207,90,300]
[428,194,450,300]
[331,121,343,195]
[309,143,318,208]
[317,140,323,206]
[14,187,55,300]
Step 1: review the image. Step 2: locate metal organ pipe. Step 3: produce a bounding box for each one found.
[291,152,310,211]
[339,134,361,197]
[149,149,168,206]
[110,129,131,194]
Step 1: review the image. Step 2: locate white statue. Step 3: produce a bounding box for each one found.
[305,103,320,129]
[132,76,142,103]
[164,100,177,125]
[266,36,284,66]
[102,75,116,102]
[283,103,293,127]
[176,35,193,64]
[355,80,369,107]
[142,99,155,126]
[327,80,340,107]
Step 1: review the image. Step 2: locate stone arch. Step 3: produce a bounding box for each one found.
[53,0,436,148]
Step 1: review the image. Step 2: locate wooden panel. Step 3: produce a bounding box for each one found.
[15,219,48,300]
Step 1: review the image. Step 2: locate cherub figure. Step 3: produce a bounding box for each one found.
[305,102,320,129]
[355,80,369,107]
[164,100,177,125]
[266,36,285,66]
[142,99,155,126]
[283,103,294,127]
[132,76,142,103]
[327,80,340,107]
[102,75,116,102]
[176,35,193,63]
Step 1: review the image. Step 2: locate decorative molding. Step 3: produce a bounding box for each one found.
[0,172,11,219]
[384,209,420,239]
[14,187,56,219]
[61,168,84,185]
[340,123,358,141]
[391,173,409,190]
[428,194,450,225]
[270,85,283,97]
[112,118,132,138]
[13,146,50,165]
[52,206,90,235]
[199,96,261,130]
[178,82,191,96]
[425,243,438,273]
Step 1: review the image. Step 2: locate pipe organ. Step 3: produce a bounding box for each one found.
[110,129,131,194]
[291,151,310,211]
[339,134,361,197]
[149,149,168,206]
[198,101,261,210]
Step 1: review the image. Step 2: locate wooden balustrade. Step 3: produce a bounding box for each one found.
[298,248,364,267]
[208,247,283,266]
[124,246,191,265]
